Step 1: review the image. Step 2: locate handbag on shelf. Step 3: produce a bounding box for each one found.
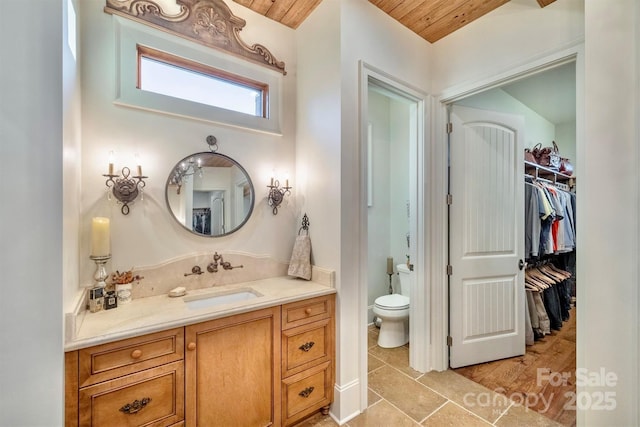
[532,141,561,170]
[524,148,537,164]
[559,157,574,176]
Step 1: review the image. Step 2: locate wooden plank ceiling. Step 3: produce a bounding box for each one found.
[233,0,556,43]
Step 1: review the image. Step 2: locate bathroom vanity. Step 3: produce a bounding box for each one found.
[65,277,335,426]
[66,141,335,425]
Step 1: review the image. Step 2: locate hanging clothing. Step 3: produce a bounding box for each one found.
[525,183,541,258]
[531,291,551,335]
[524,179,576,259]
[523,170,576,341]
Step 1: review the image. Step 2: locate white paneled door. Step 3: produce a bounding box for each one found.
[449,105,525,368]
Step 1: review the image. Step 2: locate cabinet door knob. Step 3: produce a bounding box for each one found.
[130,349,142,359]
[187,342,196,351]
[305,308,312,315]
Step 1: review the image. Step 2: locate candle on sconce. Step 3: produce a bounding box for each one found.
[108,151,115,175]
[270,177,274,187]
[284,171,289,188]
[135,153,142,177]
[386,257,394,275]
[91,217,111,257]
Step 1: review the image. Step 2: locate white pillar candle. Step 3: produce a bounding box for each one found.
[108,151,115,175]
[91,217,111,257]
[135,153,142,176]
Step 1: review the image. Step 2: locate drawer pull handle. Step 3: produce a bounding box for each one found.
[299,341,315,352]
[305,308,312,315]
[298,387,315,398]
[120,397,151,414]
[187,342,196,351]
[130,349,142,359]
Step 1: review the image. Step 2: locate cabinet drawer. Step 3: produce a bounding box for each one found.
[282,361,332,426]
[282,319,331,377]
[79,328,184,387]
[282,294,334,330]
[79,361,184,427]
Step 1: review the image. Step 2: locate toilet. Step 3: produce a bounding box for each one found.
[373,263,411,348]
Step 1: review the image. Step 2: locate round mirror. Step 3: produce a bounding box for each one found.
[165,152,254,237]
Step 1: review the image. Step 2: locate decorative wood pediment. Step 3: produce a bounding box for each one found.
[104,0,286,75]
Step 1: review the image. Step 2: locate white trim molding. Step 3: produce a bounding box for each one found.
[330,378,361,425]
[358,61,432,383]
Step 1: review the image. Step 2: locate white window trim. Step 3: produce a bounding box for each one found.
[114,17,283,135]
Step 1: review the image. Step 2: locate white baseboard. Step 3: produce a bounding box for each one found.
[330,378,361,424]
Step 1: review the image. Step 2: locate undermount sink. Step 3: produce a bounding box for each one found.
[184,288,261,310]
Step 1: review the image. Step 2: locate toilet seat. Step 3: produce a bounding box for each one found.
[374,294,409,310]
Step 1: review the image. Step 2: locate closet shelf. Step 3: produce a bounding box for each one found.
[525,161,575,185]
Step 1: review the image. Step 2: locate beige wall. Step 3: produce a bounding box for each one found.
[431,0,585,95]
[63,0,82,314]
[0,1,64,425]
[296,0,433,419]
[75,0,299,295]
[579,0,639,424]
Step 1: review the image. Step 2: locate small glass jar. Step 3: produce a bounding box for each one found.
[116,283,132,305]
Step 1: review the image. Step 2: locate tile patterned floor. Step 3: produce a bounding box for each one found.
[294,326,565,427]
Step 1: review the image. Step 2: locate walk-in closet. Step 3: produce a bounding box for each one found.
[451,62,577,427]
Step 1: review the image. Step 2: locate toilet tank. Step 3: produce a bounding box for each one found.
[396,264,411,296]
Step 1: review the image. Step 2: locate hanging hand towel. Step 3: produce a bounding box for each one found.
[288,234,312,280]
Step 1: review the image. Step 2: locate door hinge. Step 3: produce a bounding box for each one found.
[446,194,453,205]
[446,122,453,134]
[447,336,453,346]
[446,265,453,275]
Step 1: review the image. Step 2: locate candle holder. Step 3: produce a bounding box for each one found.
[90,255,111,288]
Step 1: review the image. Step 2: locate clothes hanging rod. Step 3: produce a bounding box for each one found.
[525,173,570,191]
[524,173,553,184]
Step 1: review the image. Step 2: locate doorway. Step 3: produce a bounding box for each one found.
[359,62,429,409]
[446,60,577,426]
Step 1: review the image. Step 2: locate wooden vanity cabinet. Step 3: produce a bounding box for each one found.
[66,294,335,426]
[65,328,185,427]
[185,306,281,426]
[281,295,335,426]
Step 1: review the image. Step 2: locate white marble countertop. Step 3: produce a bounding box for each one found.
[65,276,336,351]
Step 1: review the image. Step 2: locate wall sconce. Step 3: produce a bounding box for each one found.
[103,151,147,215]
[267,175,291,215]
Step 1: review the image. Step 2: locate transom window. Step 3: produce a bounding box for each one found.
[137,45,268,118]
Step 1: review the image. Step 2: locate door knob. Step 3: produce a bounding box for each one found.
[518,259,525,270]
